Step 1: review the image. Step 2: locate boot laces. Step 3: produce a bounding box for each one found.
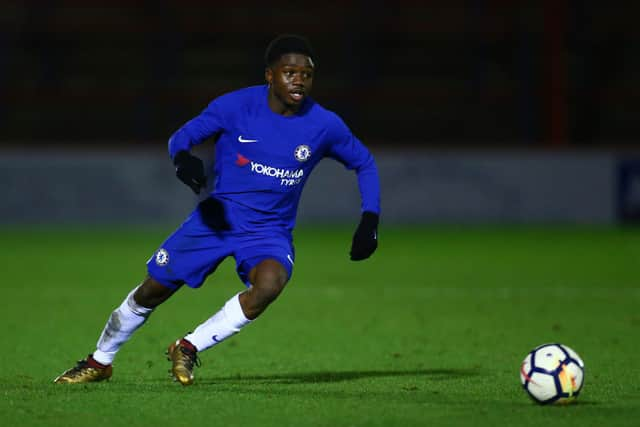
[180,346,201,370]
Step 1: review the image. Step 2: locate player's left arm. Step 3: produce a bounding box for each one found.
[326,116,381,261]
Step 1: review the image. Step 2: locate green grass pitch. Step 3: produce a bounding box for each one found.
[1,225,639,427]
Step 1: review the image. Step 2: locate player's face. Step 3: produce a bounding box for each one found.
[266,53,314,115]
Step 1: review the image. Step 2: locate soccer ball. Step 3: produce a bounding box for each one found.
[520,343,585,405]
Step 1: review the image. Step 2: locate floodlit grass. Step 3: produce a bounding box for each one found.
[1,225,638,426]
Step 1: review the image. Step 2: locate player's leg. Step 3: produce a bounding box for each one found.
[134,276,178,307]
[91,276,177,364]
[240,258,289,319]
[168,258,290,386]
[54,276,178,384]
[55,207,230,384]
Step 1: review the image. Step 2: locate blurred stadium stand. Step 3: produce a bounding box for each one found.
[1,0,639,147]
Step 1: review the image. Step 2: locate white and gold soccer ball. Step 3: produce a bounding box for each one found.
[520,343,585,404]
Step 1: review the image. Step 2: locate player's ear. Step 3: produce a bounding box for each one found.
[265,67,273,87]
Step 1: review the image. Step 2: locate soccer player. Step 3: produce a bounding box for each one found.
[54,34,380,385]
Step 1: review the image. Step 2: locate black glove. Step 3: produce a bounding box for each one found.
[198,197,231,231]
[174,150,206,194]
[350,211,379,261]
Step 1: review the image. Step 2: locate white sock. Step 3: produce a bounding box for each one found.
[184,293,251,352]
[93,286,154,365]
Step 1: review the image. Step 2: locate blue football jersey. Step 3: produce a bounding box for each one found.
[168,85,380,231]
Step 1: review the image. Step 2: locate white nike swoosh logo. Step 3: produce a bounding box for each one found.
[238,135,258,143]
[287,254,294,265]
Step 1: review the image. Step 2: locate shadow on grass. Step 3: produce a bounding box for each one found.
[200,368,480,385]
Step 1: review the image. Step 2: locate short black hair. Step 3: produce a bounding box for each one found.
[264,34,316,67]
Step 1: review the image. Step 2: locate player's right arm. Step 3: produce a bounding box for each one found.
[169,100,226,194]
[168,100,225,159]
[168,97,232,230]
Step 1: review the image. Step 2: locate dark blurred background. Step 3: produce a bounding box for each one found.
[2,0,640,225]
[2,0,638,147]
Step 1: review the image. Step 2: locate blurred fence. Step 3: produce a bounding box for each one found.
[2,147,637,225]
[3,1,640,147]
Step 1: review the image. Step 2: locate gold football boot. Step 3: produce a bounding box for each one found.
[54,355,112,384]
[166,339,200,386]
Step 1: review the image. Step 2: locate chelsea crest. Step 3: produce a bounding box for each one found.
[155,248,170,266]
[294,145,311,162]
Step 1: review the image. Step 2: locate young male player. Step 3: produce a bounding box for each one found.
[54,34,380,385]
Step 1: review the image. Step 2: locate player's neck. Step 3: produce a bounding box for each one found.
[267,91,301,117]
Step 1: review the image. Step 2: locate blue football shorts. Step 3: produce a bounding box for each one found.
[146,207,295,290]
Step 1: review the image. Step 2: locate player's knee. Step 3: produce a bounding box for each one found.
[134,276,176,308]
[254,273,285,301]
[252,263,287,301]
